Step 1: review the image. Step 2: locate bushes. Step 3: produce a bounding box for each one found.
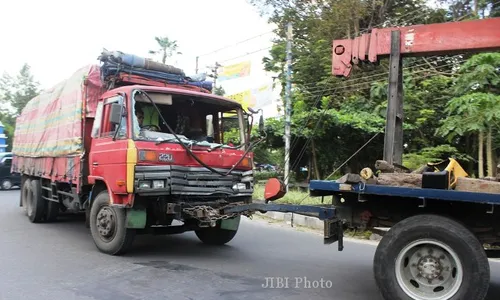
[254,171,280,181]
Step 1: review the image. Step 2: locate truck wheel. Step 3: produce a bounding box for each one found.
[1,179,13,190]
[89,191,136,255]
[373,214,490,300]
[195,217,240,245]
[27,179,46,223]
[21,178,31,215]
[45,201,59,222]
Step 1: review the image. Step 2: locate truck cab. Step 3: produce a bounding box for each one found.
[86,84,255,254]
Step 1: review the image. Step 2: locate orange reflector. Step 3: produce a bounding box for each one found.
[139,150,157,162]
[116,180,126,187]
[264,178,287,202]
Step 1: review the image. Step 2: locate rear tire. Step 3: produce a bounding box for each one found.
[373,214,490,300]
[45,201,60,222]
[89,191,136,255]
[195,217,240,245]
[21,178,31,215]
[27,179,46,223]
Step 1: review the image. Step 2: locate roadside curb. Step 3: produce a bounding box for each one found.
[255,211,325,230]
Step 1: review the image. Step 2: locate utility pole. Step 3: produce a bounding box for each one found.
[208,62,221,94]
[195,56,199,74]
[284,23,293,189]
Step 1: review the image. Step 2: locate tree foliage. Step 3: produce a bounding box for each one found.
[149,36,182,64]
[0,63,40,151]
[248,0,499,180]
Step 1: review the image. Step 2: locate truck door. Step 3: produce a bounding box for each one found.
[89,94,130,195]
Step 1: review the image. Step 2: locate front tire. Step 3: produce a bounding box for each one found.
[89,191,136,255]
[373,214,490,300]
[195,217,240,245]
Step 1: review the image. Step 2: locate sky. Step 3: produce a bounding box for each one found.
[0,0,283,116]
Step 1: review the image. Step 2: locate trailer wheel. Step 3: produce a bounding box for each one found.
[373,214,489,300]
[21,178,31,215]
[27,179,46,223]
[89,191,136,255]
[195,217,240,245]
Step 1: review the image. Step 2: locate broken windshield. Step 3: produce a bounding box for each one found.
[131,90,247,149]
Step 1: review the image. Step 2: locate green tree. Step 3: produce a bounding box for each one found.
[438,53,500,177]
[0,64,39,115]
[149,36,182,64]
[214,86,225,96]
[0,63,40,151]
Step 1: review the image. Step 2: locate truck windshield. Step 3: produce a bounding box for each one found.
[131,90,247,148]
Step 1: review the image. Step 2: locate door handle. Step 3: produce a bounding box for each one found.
[93,162,99,166]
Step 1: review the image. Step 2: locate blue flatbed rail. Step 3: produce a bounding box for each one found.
[224,201,344,250]
[309,180,500,205]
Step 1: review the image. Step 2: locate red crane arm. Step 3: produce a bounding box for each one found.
[332,17,500,77]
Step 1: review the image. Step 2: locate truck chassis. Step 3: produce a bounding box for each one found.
[308,179,499,300]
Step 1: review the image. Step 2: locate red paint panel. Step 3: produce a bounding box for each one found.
[12,156,82,189]
[89,138,129,195]
[333,17,500,76]
[134,141,253,170]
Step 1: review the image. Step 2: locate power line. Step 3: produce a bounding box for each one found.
[218,47,273,64]
[280,59,466,181]
[197,31,275,58]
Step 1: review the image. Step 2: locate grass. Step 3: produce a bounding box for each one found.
[252,184,325,205]
[252,184,375,240]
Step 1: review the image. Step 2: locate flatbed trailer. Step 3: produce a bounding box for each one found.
[307,179,499,300]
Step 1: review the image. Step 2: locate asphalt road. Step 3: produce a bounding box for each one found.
[1,189,500,300]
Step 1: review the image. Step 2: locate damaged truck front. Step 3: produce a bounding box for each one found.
[12,63,257,255]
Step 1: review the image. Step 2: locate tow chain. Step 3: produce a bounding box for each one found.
[182,205,251,223]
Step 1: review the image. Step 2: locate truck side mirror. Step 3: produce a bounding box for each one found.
[109,103,123,125]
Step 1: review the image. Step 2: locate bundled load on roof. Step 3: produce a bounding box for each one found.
[98,49,213,92]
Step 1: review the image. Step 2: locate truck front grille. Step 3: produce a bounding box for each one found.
[134,165,253,196]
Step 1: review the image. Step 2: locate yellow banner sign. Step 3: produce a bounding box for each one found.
[218,61,251,81]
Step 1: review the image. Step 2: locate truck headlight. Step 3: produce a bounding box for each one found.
[232,183,246,191]
[152,180,165,189]
[139,181,151,188]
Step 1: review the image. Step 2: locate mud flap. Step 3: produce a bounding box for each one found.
[220,216,241,231]
[126,208,147,229]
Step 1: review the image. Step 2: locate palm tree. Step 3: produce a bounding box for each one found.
[149,36,182,64]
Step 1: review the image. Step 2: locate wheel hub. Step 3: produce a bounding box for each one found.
[417,256,442,280]
[2,180,12,190]
[96,207,116,239]
[396,239,463,300]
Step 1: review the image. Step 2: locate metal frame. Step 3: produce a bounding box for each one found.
[309,180,500,206]
[224,203,344,250]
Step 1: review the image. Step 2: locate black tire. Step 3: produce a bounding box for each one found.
[27,179,46,223]
[195,217,240,245]
[21,178,31,215]
[89,191,136,255]
[373,214,490,300]
[45,201,60,222]
[1,179,13,190]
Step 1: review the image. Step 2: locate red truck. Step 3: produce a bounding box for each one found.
[11,53,257,255]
